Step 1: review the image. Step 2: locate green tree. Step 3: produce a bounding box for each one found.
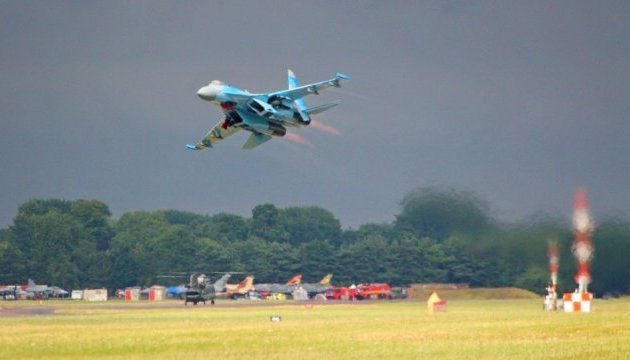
[0,238,27,284]
[250,204,289,242]
[195,213,250,243]
[396,187,493,241]
[5,199,112,288]
[232,237,271,281]
[108,240,140,289]
[152,225,200,276]
[387,235,453,285]
[26,210,84,287]
[70,199,113,251]
[281,207,342,246]
[161,209,205,227]
[590,217,630,295]
[338,234,393,284]
[299,239,338,281]
[110,211,170,286]
[10,199,72,257]
[263,241,301,282]
[514,265,548,294]
[195,237,237,272]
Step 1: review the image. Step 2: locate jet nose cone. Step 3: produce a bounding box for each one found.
[197,86,216,101]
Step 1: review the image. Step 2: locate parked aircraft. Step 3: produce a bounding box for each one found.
[253,274,303,294]
[251,274,332,298]
[301,274,334,297]
[224,275,255,299]
[24,279,61,299]
[183,273,254,305]
[166,285,187,299]
[184,273,231,306]
[187,70,350,149]
[0,285,23,300]
[26,279,51,294]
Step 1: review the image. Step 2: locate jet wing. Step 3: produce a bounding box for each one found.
[267,73,351,101]
[186,120,241,150]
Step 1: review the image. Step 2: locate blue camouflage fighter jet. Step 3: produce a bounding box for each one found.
[187,70,351,150]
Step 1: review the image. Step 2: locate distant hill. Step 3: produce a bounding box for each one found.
[408,287,539,300]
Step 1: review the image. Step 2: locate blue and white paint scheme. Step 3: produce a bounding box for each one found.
[187,70,351,150]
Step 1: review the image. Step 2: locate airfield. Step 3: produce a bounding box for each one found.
[2,295,629,359]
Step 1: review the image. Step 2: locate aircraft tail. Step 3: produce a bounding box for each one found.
[28,279,36,288]
[288,69,311,124]
[319,274,333,285]
[233,275,254,294]
[213,273,231,292]
[286,274,302,285]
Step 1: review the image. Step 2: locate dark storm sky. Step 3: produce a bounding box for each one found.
[1,1,629,228]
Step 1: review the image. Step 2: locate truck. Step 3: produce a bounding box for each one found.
[356,283,392,300]
[325,286,357,300]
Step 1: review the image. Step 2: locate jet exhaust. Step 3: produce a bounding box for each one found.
[310,120,340,135]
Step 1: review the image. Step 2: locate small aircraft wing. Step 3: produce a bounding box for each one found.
[186,120,241,150]
[268,73,351,102]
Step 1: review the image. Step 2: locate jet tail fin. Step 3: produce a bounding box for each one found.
[213,273,231,292]
[288,69,311,124]
[233,275,255,294]
[286,274,302,285]
[319,274,333,285]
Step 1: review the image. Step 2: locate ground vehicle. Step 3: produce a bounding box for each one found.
[356,283,392,300]
[325,287,357,300]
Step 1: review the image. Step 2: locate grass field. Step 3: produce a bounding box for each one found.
[1,298,629,359]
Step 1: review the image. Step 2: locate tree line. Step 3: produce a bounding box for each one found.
[1,187,629,296]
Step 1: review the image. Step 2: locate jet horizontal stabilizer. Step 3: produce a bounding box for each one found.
[306,101,339,115]
[242,133,272,149]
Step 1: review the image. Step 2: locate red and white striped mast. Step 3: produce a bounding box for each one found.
[544,240,559,310]
[572,189,594,294]
[548,241,559,294]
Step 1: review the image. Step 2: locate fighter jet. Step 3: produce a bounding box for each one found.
[253,274,332,299]
[25,279,53,299]
[301,274,334,297]
[0,285,24,300]
[253,274,303,295]
[187,70,351,150]
[224,275,255,299]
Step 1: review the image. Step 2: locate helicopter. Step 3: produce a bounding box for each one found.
[183,273,231,306]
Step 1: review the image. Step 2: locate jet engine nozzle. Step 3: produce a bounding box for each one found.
[268,123,286,137]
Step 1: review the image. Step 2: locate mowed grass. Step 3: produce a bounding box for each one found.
[1,298,630,359]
